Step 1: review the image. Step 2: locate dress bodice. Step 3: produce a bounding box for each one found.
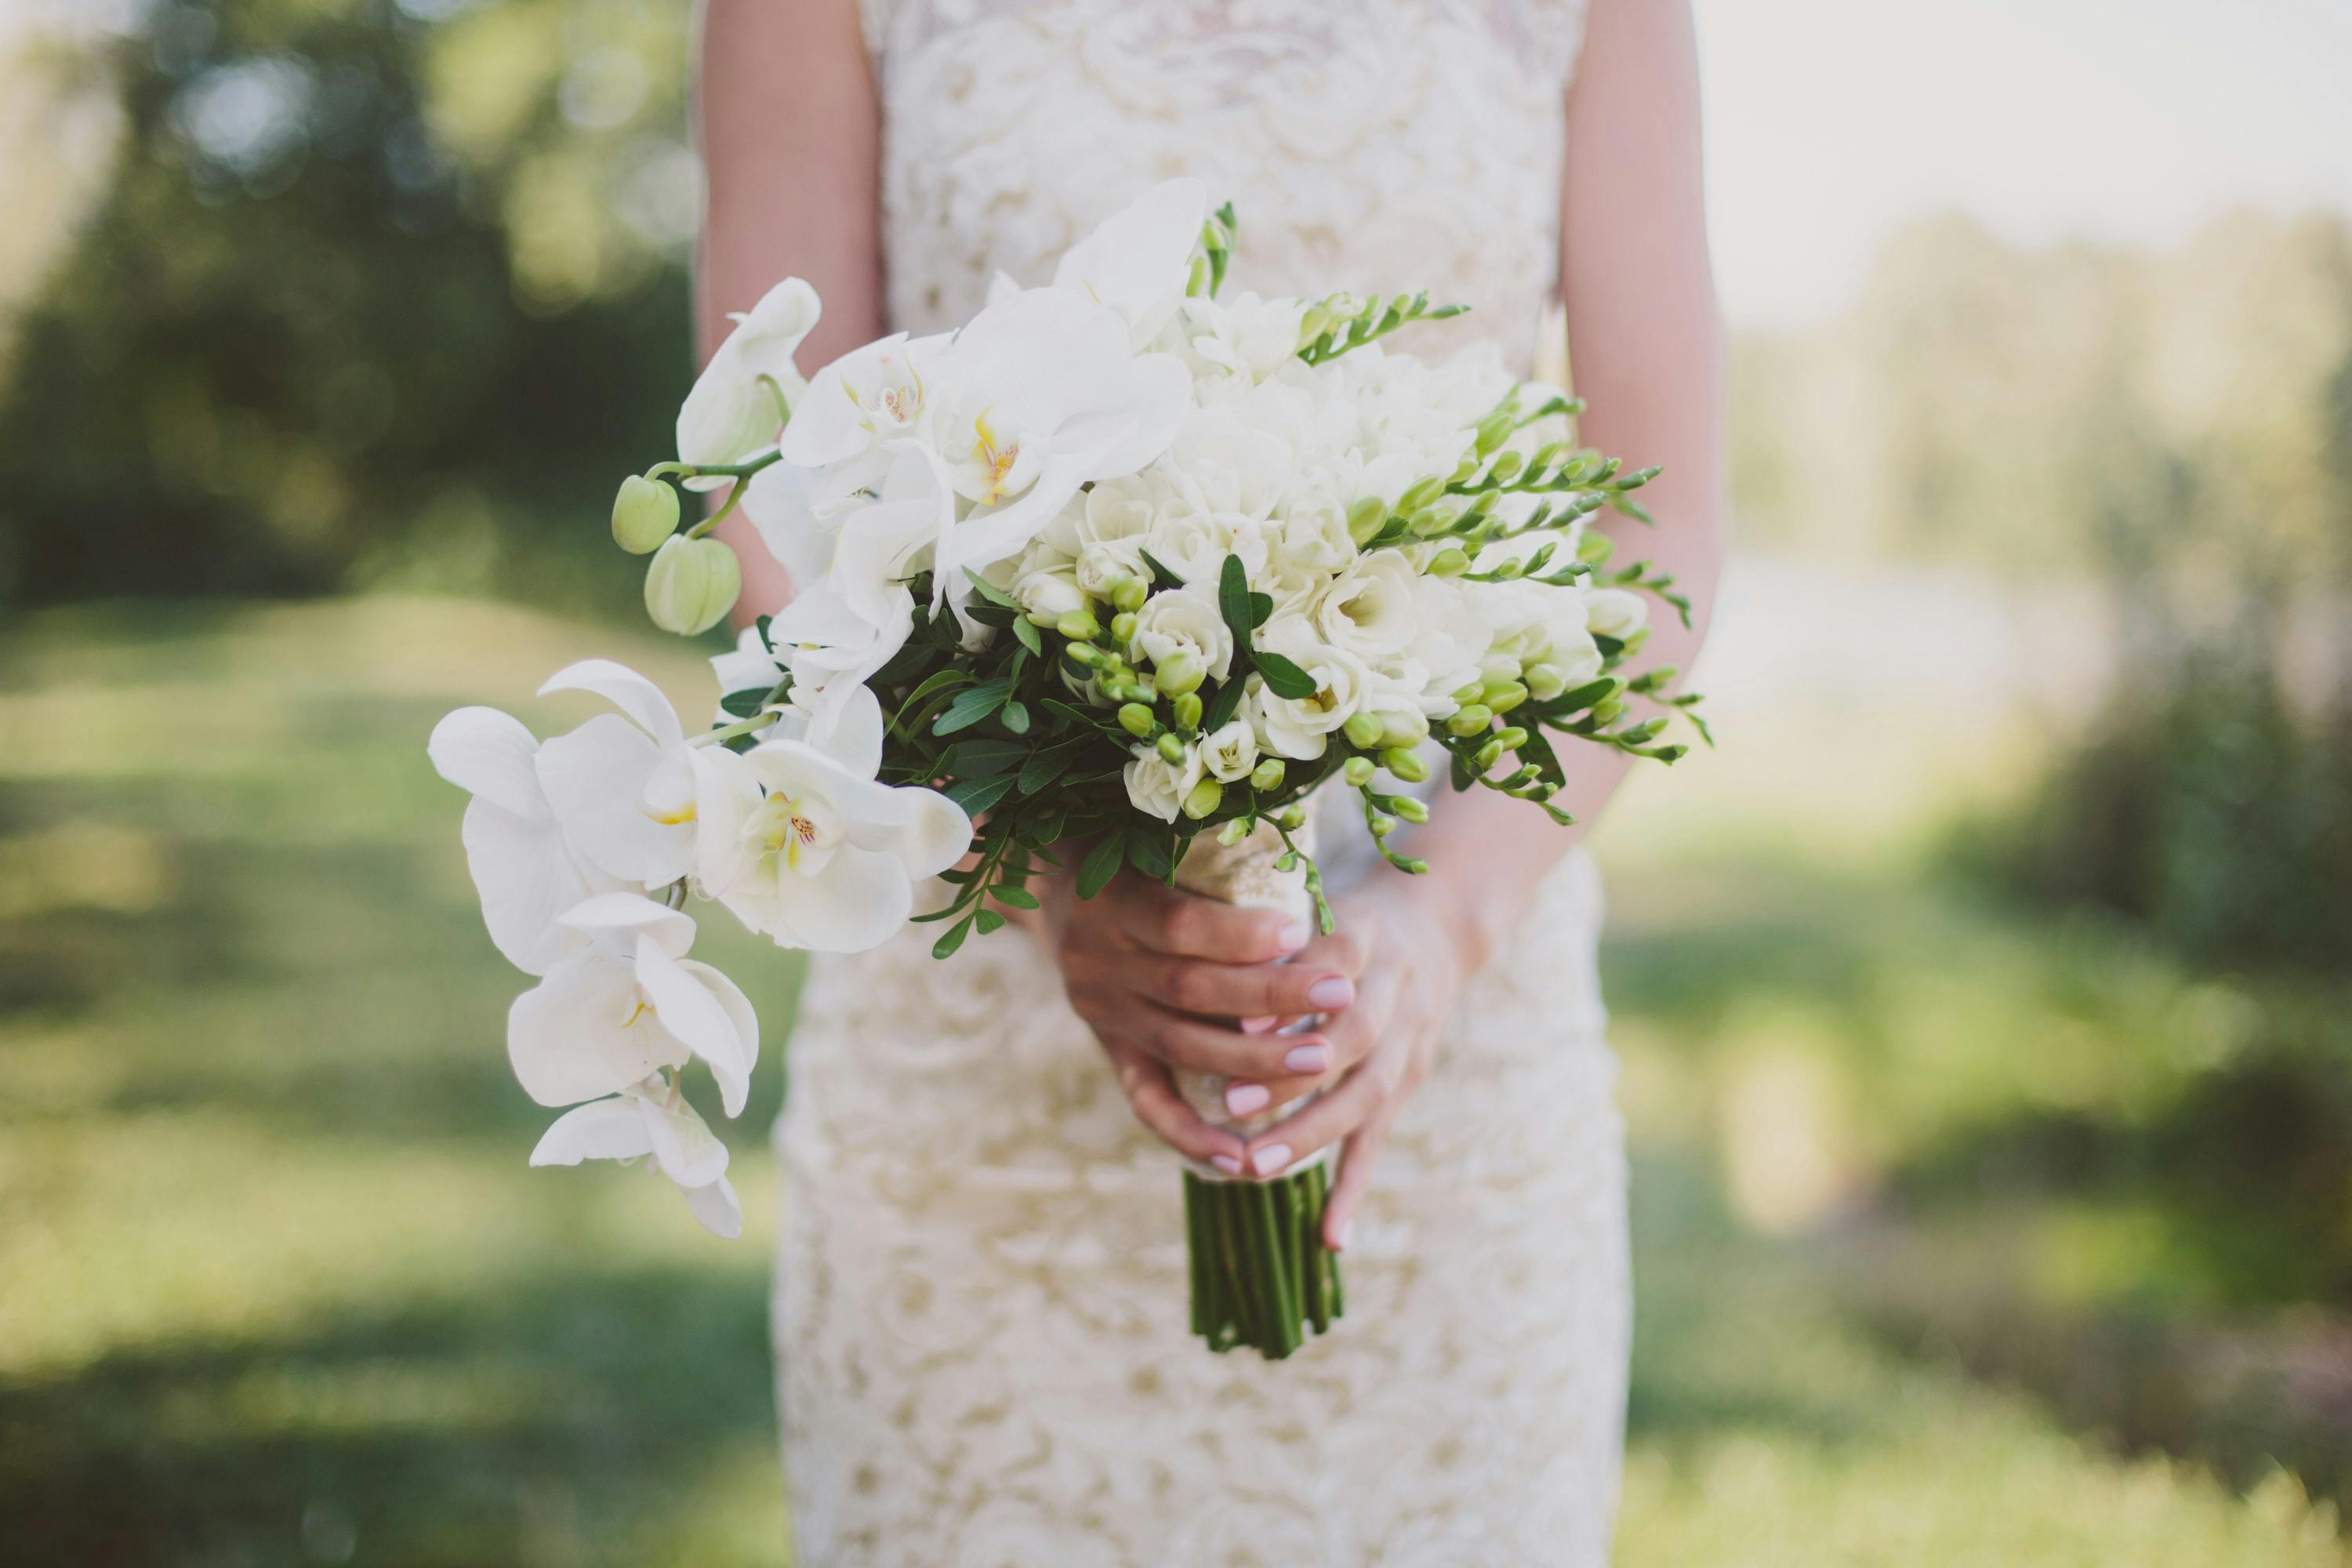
[860,0,1589,374]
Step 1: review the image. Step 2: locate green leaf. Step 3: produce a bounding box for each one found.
[932,677,1014,736]
[717,687,770,719]
[1000,699,1031,735]
[1552,677,1617,713]
[962,565,1018,608]
[945,774,1018,815]
[931,915,976,960]
[1138,548,1181,587]
[1040,698,1127,736]
[990,884,1040,910]
[1248,590,1272,627]
[974,909,1007,936]
[1018,737,1091,795]
[1202,673,1248,732]
[1125,828,1173,881]
[753,613,774,652]
[1011,615,1044,655]
[889,670,972,735]
[939,739,1029,776]
[1254,652,1318,700]
[1217,554,1256,652]
[1077,836,1126,898]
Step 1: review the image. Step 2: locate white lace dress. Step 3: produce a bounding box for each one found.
[773,4,1627,1563]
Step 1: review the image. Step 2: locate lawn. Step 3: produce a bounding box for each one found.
[2,595,2342,1566]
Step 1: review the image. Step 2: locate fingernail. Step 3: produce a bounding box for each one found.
[1306,976,1353,1009]
[1334,1219,1355,1251]
[1252,1142,1293,1176]
[1210,1153,1243,1175]
[1240,1014,1280,1035]
[1282,1043,1330,1073]
[1225,1082,1271,1116]
[1276,919,1311,953]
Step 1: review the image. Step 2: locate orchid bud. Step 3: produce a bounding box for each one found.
[611,474,680,554]
[1109,612,1138,644]
[1182,779,1225,819]
[1427,546,1469,577]
[1483,681,1530,714]
[1342,757,1375,787]
[1342,710,1387,749]
[1057,608,1102,642]
[1392,796,1430,825]
[1346,495,1388,544]
[1156,652,1205,697]
[1118,703,1156,739]
[643,535,740,636]
[1156,732,1189,765]
[1445,704,1492,736]
[1250,758,1287,792]
[1381,746,1428,783]
[1523,662,1566,700]
[1109,575,1149,613]
[1171,691,1203,731]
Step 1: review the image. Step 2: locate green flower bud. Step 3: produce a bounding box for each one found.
[1171,691,1203,731]
[1250,758,1287,792]
[1370,813,1397,837]
[1493,726,1530,753]
[1181,779,1225,820]
[1381,746,1429,783]
[1156,731,1189,765]
[1445,704,1492,736]
[1027,608,1062,628]
[1218,818,1251,846]
[1109,611,1138,644]
[1483,680,1530,714]
[1479,652,1523,684]
[1473,411,1514,456]
[1398,857,1430,875]
[1450,681,1487,705]
[1298,304,1334,347]
[1127,670,1156,699]
[1118,702,1156,739]
[611,474,681,554]
[1378,708,1431,747]
[1489,448,1526,483]
[1530,440,1567,474]
[1056,608,1101,642]
[1342,710,1387,749]
[1065,641,1105,667]
[1523,662,1566,700]
[1342,756,1375,787]
[1427,546,1470,578]
[1156,652,1205,698]
[1392,796,1430,825]
[1398,476,1444,514]
[1109,576,1149,613]
[1592,698,1625,724]
[1474,739,1504,771]
[643,535,740,636]
[1346,495,1388,545]
[1276,803,1308,830]
[1409,507,1450,537]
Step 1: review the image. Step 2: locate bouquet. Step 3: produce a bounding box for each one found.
[428,180,1701,1359]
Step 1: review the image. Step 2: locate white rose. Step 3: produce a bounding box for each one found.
[1129,583,1234,681]
[1123,742,1203,823]
[1583,586,1650,642]
[1312,552,1422,662]
[1200,719,1260,783]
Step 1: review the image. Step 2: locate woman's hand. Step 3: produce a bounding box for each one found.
[1018,866,1370,1174]
[1232,887,1468,1252]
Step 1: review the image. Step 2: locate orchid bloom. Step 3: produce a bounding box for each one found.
[676,277,822,478]
[1052,177,1209,349]
[530,1077,744,1239]
[696,687,973,953]
[528,659,744,890]
[428,706,624,975]
[506,893,759,1119]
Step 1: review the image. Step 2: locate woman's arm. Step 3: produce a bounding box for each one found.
[695,0,885,622]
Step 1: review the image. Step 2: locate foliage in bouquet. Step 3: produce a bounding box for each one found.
[427,179,1702,1237]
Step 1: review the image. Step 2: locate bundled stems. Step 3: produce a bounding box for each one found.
[1184,1162,1340,1359]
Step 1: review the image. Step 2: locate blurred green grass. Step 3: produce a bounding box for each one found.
[2,597,2343,1566]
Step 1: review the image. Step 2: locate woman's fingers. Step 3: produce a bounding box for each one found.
[1100,1037,1246,1169]
[1104,874,1311,964]
[1089,999,1337,1081]
[1132,952,1356,1022]
[1321,1102,1399,1251]
[1237,1032,1405,1178]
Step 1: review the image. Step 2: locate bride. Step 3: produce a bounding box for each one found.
[698,1,1723,1561]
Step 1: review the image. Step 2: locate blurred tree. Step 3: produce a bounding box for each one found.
[0,0,700,609]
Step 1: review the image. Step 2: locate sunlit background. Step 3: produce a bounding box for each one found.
[4,2,2350,1563]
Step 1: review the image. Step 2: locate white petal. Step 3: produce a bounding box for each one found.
[741,460,831,587]
[528,1098,654,1167]
[642,1092,731,1189]
[506,952,680,1107]
[534,714,685,885]
[875,786,972,880]
[690,746,763,896]
[807,685,884,779]
[634,935,751,1118]
[429,707,546,820]
[557,891,696,958]
[711,625,783,702]
[682,1172,742,1239]
[770,844,913,954]
[460,798,610,975]
[678,957,760,1086]
[1052,177,1207,337]
[537,659,685,750]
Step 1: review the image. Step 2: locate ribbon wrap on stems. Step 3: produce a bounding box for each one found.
[1169,808,1342,1357]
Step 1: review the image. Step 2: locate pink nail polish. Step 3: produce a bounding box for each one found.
[1240,1015,1280,1035]
[1210,1153,1243,1175]
[1276,920,1311,953]
[1252,1142,1293,1176]
[1306,976,1353,1009]
[1282,1043,1330,1074]
[1225,1082,1271,1116]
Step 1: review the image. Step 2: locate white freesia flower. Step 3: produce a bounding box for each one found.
[1140,501,1247,588]
[1123,740,1204,823]
[1127,582,1233,681]
[1583,586,1650,641]
[1168,408,1292,522]
[1200,719,1260,783]
[1313,553,1423,662]
[532,660,739,889]
[428,706,624,975]
[1166,290,1309,392]
[530,1077,743,1239]
[677,278,821,478]
[1247,619,1372,760]
[1051,177,1207,349]
[696,687,971,952]
[507,893,759,1118]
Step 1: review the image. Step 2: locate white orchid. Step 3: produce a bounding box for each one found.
[428,706,624,975]
[530,1076,744,1239]
[532,660,739,889]
[695,687,972,953]
[507,892,759,1123]
[1052,178,1207,349]
[677,277,822,477]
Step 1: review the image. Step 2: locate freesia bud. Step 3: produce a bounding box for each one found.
[1398,477,1444,514]
[1156,732,1189,765]
[1474,739,1504,770]
[1065,641,1105,667]
[1378,709,1430,747]
[1445,704,1492,736]
[1493,726,1530,752]
[1427,547,1469,577]
[1346,496,1388,545]
[1381,747,1428,782]
[1409,508,1450,537]
[1392,797,1430,825]
[1156,652,1205,697]
[1474,412,1514,456]
[1118,703,1156,739]
[1276,804,1308,830]
[611,474,680,554]
[1250,758,1287,792]
[1483,680,1529,713]
[1171,691,1203,731]
[1490,449,1525,483]
[1218,818,1250,846]
[1342,710,1387,749]
[1370,813,1396,837]
[1398,857,1429,875]
[643,535,741,636]
[1181,779,1224,820]
[1524,662,1566,700]
[1479,653,1523,684]
[1450,681,1486,705]
[1109,576,1149,613]
[1592,699,1624,724]
[1109,612,1138,644]
[1057,608,1102,642]
[1342,757,1375,787]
